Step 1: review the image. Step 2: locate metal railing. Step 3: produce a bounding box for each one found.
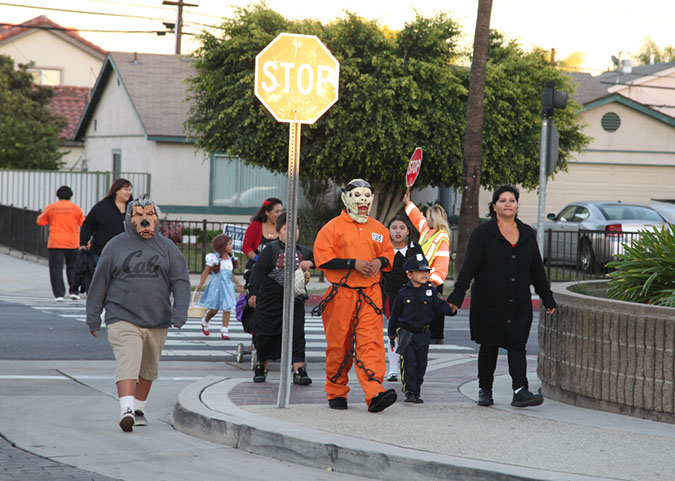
[0,206,461,280]
[0,205,48,259]
[544,228,644,282]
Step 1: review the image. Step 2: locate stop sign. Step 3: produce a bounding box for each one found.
[406,148,423,187]
[254,33,340,124]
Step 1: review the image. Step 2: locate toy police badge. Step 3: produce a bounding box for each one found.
[426,289,432,297]
[416,253,423,261]
[372,233,383,243]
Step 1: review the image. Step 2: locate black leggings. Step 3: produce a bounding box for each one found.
[429,284,444,339]
[478,344,528,391]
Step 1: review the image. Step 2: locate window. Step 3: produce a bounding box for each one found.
[28,68,61,86]
[557,206,579,222]
[112,150,121,179]
[211,155,300,208]
[572,207,590,222]
[601,112,621,132]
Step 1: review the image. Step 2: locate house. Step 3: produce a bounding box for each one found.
[479,63,675,225]
[74,51,293,222]
[0,16,107,168]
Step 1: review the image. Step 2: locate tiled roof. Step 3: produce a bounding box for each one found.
[567,72,609,104]
[0,15,106,57]
[596,61,675,87]
[48,86,90,140]
[75,52,196,140]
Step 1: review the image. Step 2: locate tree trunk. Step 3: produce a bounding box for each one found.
[455,0,493,274]
[372,181,406,224]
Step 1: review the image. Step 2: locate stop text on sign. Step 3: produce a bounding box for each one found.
[260,62,336,96]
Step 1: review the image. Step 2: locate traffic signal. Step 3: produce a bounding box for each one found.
[542,81,568,118]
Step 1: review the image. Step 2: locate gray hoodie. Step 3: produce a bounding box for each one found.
[86,201,190,331]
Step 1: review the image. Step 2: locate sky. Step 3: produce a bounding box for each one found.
[1,0,674,73]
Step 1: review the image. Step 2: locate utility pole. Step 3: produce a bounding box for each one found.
[162,0,198,54]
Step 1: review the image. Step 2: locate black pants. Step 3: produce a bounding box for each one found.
[399,331,430,396]
[478,344,528,391]
[48,248,78,298]
[429,284,444,339]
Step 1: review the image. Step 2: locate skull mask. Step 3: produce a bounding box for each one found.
[130,203,158,239]
[341,179,373,224]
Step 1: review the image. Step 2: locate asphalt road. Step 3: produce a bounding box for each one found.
[0,296,539,362]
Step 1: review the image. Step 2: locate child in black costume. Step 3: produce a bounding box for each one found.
[381,215,424,382]
[247,212,315,385]
[387,253,456,403]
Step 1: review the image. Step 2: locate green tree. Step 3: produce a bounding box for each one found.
[633,37,675,65]
[0,55,65,169]
[186,4,589,223]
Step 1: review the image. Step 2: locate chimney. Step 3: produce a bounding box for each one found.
[649,54,655,65]
[621,59,632,74]
[132,52,139,65]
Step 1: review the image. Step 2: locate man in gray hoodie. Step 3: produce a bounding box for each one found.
[87,196,190,432]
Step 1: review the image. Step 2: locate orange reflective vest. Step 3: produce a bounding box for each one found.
[405,202,450,286]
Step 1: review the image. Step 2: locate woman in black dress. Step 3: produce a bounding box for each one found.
[448,185,556,408]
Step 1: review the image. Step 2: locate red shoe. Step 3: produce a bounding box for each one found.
[220,327,230,339]
[201,322,210,336]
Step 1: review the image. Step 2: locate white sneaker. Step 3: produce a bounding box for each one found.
[70,293,80,300]
[119,408,135,432]
[55,297,64,302]
[134,410,147,426]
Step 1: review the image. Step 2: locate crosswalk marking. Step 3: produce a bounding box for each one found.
[1,295,478,360]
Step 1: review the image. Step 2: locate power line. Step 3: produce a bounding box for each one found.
[600,81,675,90]
[0,22,194,35]
[82,0,224,20]
[0,2,215,27]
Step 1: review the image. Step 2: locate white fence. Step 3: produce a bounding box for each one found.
[0,170,151,214]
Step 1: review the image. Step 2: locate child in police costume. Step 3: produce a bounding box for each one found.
[387,253,456,403]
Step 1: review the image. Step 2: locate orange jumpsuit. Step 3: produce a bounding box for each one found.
[314,211,394,405]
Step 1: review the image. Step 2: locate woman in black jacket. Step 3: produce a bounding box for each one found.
[381,215,424,382]
[448,185,556,408]
[80,178,133,265]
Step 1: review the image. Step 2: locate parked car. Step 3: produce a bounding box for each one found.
[649,199,675,224]
[538,201,666,272]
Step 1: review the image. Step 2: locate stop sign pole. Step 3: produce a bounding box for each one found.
[254,33,339,408]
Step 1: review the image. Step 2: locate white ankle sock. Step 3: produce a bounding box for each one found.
[120,395,134,415]
[201,317,209,327]
[134,399,146,412]
[221,326,229,333]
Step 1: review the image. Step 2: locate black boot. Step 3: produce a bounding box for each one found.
[511,388,544,407]
[478,388,494,406]
[404,390,416,403]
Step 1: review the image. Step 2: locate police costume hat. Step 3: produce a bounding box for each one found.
[403,253,431,272]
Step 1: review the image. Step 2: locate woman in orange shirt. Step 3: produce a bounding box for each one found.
[403,191,451,343]
[36,186,85,301]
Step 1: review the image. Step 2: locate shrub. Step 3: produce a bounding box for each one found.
[606,224,675,306]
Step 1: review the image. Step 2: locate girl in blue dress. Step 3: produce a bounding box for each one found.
[196,234,244,339]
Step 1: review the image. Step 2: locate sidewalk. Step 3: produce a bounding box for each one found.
[1,249,674,481]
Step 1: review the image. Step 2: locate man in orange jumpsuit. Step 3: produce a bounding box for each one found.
[314,179,397,412]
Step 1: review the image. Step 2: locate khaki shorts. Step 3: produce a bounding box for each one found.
[107,321,168,383]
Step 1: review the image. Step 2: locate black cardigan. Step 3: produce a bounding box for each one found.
[447,217,556,349]
[80,197,127,255]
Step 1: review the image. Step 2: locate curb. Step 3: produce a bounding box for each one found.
[171,377,604,481]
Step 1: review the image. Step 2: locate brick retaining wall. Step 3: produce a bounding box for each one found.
[538,281,675,424]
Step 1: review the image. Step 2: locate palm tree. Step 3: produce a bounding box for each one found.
[455,0,493,272]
